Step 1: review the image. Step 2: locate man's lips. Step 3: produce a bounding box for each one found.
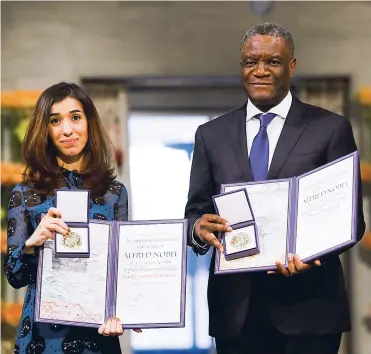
[249,83,273,86]
[60,138,78,144]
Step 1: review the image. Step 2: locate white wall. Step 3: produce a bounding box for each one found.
[2,1,371,91]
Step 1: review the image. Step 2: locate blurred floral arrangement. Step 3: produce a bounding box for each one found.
[357,87,371,164]
[1,162,24,185]
[1,301,22,328]
[358,87,371,128]
[356,87,371,255]
[357,87,371,266]
[1,93,34,255]
[1,91,40,343]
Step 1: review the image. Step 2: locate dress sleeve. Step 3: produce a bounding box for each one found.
[3,185,38,289]
[114,184,129,222]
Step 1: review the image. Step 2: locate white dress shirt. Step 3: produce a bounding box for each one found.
[192,92,293,250]
[246,91,292,168]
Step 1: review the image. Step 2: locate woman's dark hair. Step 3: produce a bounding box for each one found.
[22,82,116,197]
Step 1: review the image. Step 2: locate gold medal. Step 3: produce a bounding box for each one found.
[230,231,249,250]
[62,231,82,249]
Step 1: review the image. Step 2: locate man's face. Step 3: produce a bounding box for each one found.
[240,35,296,108]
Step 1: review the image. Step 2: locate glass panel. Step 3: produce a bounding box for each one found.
[128,114,214,353]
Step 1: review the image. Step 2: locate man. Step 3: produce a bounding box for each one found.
[185,23,365,354]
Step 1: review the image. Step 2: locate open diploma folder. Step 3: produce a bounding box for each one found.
[35,219,187,329]
[215,151,360,274]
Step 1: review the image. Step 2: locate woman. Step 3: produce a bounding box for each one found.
[5,82,138,354]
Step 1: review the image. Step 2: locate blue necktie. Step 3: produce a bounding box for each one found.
[249,113,276,181]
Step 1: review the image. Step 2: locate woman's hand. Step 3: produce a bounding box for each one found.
[24,207,70,253]
[98,317,142,336]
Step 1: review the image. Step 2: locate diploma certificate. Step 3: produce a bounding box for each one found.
[215,152,359,274]
[35,219,187,329]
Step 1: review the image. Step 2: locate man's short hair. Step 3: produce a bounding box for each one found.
[241,23,295,56]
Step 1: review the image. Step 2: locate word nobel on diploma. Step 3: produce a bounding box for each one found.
[215,152,360,274]
[35,218,187,329]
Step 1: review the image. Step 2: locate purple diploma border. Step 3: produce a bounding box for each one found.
[35,218,188,329]
[35,220,112,328]
[214,152,359,274]
[114,219,188,329]
[292,151,359,263]
[91,219,116,328]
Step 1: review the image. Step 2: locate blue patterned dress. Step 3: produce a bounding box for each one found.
[5,169,128,354]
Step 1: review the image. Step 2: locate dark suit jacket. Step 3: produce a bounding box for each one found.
[185,96,366,339]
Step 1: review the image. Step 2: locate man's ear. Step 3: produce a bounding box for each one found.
[289,58,297,78]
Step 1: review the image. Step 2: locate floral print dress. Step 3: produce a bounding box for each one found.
[4,170,128,354]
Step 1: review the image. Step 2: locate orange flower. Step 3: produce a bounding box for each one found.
[1,230,7,254]
[361,162,371,182]
[1,302,23,327]
[361,231,371,250]
[1,90,41,108]
[358,87,371,106]
[1,162,25,185]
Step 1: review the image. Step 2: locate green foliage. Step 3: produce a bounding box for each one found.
[1,108,32,163]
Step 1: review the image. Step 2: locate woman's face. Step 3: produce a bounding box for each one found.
[48,97,88,161]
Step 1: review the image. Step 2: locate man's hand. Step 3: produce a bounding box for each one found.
[267,253,321,277]
[195,214,232,253]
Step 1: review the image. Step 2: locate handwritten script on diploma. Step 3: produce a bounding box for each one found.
[116,223,184,325]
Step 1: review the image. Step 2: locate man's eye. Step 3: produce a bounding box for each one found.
[269,60,280,65]
[243,61,256,67]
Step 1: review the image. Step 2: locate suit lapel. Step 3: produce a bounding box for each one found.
[267,98,309,179]
[227,103,254,181]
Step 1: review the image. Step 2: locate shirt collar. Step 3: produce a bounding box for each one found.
[246,91,292,121]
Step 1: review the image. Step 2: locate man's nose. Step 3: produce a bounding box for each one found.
[253,62,269,77]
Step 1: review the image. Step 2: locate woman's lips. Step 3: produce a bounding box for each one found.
[61,138,78,145]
